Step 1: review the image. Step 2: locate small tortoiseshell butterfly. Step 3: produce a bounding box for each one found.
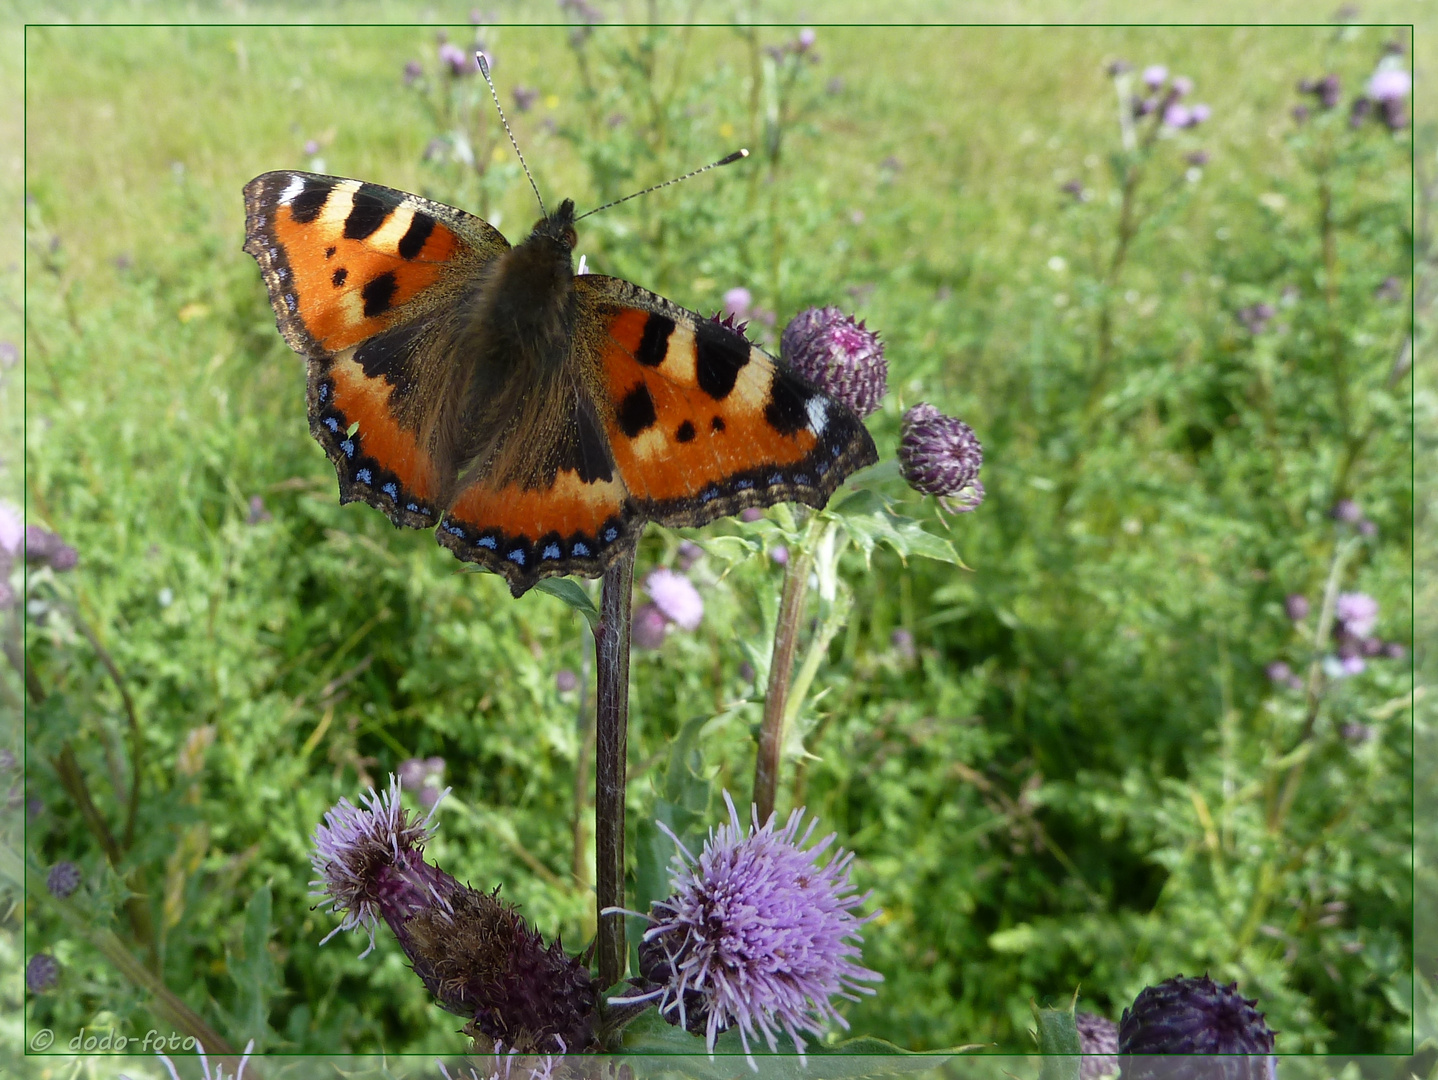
[242,166,877,597]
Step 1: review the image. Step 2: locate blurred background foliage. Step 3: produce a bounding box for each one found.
[0,3,1427,1067]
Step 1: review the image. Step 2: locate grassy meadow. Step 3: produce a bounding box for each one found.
[6,7,1424,1068]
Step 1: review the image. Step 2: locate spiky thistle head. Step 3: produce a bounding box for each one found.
[897,402,984,510]
[623,791,882,1068]
[1119,975,1276,1080]
[780,306,887,418]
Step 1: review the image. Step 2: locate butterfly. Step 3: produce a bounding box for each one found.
[242,170,878,597]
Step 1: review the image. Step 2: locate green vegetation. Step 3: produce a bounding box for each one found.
[10,13,1417,1063]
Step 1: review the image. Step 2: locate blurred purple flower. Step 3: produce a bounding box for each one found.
[1341,656,1366,677]
[1349,96,1374,127]
[1368,69,1410,102]
[1189,103,1211,124]
[1375,276,1403,302]
[738,660,756,683]
[513,85,539,112]
[1341,721,1373,743]
[632,603,669,650]
[47,861,82,899]
[620,791,881,1064]
[0,503,20,557]
[723,287,752,322]
[607,112,627,128]
[304,139,320,156]
[646,569,704,631]
[898,403,984,510]
[439,42,475,76]
[1292,104,1311,123]
[26,954,59,993]
[247,495,272,524]
[559,0,604,22]
[1265,661,1292,684]
[1361,636,1384,657]
[25,524,77,572]
[797,28,817,52]
[1118,974,1275,1075]
[1285,594,1310,621]
[1185,150,1210,167]
[1162,103,1192,128]
[741,507,765,523]
[1077,1012,1119,1080]
[1107,59,1133,76]
[1379,97,1408,131]
[676,540,703,571]
[891,628,916,662]
[1383,642,1406,660]
[403,59,423,84]
[770,545,789,567]
[1142,65,1168,88]
[1331,498,1362,523]
[0,341,16,368]
[1170,76,1193,97]
[556,668,579,693]
[1061,178,1087,200]
[1357,519,1377,538]
[1134,96,1158,118]
[1317,74,1341,109]
[1335,592,1379,638]
[0,748,13,773]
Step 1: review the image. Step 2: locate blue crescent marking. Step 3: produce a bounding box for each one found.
[736,479,754,490]
[572,542,591,557]
[445,524,465,537]
[340,440,355,457]
[768,474,784,484]
[507,548,527,566]
[318,384,329,402]
[542,543,561,560]
[324,417,340,432]
[604,527,618,542]
[794,475,810,485]
[382,482,399,498]
[477,536,498,550]
[701,489,718,502]
[356,468,372,484]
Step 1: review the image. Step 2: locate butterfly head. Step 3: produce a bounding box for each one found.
[528,198,578,252]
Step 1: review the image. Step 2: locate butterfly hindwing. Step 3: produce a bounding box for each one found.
[243,171,508,527]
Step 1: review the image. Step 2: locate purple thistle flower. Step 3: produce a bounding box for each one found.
[1077,1011,1120,1080]
[632,602,670,650]
[1383,641,1406,660]
[303,138,321,156]
[890,627,916,661]
[1331,498,1362,523]
[1284,594,1309,621]
[1265,661,1292,684]
[616,791,881,1066]
[1334,592,1379,638]
[1142,65,1168,89]
[770,544,789,567]
[1118,974,1276,1080]
[1368,68,1410,102]
[311,778,596,1051]
[723,287,753,322]
[897,403,984,510]
[1317,74,1341,109]
[676,540,704,570]
[0,504,20,558]
[1188,103,1211,125]
[646,568,704,631]
[47,861,82,899]
[1340,655,1366,677]
[26,954,59,993]
[439,42,475,76]
[403,59,423,84]
[1349,96,1373,128]
[555,668,579,693]
[1169,76,1193,98]
[513,85,539,112]
[741,507,765,523]
[1107,59,1133,77]
[1162,104,1192,129]
[25,524,77,572]
[780,307,888,419]
[797,28,817,52]
[1379,96,1408,131]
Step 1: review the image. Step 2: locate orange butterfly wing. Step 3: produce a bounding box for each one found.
[243,171,507,527]
[435,275,877,595]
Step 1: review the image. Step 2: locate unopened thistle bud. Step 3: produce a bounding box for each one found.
[1077,1011,1120,1080]
[1119,974,1276,1080]
[780,307,888,418]
[897,403,984,510]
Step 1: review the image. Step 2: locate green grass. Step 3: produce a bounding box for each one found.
[9,8,1420,1064]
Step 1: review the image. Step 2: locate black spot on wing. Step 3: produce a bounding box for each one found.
[711,416,726,432]
[344,184,399,241]
[695,319,750,400]
[676,420,695,443]
[618,383,657,438]
[289,178,335,224]
[331,267,348,288]
[353,320,426,395]
[636,315,675,367]
[765,370,813,435]
[324,245,337,258]
[557,395,616,484]
[361,272,399,318]
[398,211,436,259]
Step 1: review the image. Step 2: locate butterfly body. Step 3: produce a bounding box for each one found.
[243,171,877,596]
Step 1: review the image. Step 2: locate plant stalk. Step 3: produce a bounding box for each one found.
[753,542,814,825]
[595,549,635,988]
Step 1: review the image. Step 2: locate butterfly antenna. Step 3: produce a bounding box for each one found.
[574,149,750,221]
[476,52,547,218]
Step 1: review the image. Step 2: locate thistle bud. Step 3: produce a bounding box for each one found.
[1077,1011,1120,1080]
[1119,974,1276,1080]
[780,307,887,418]
[897,403,984,510]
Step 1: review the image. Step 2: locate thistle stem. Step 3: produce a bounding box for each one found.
[754,539,814,825]
[595,549,635,988]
